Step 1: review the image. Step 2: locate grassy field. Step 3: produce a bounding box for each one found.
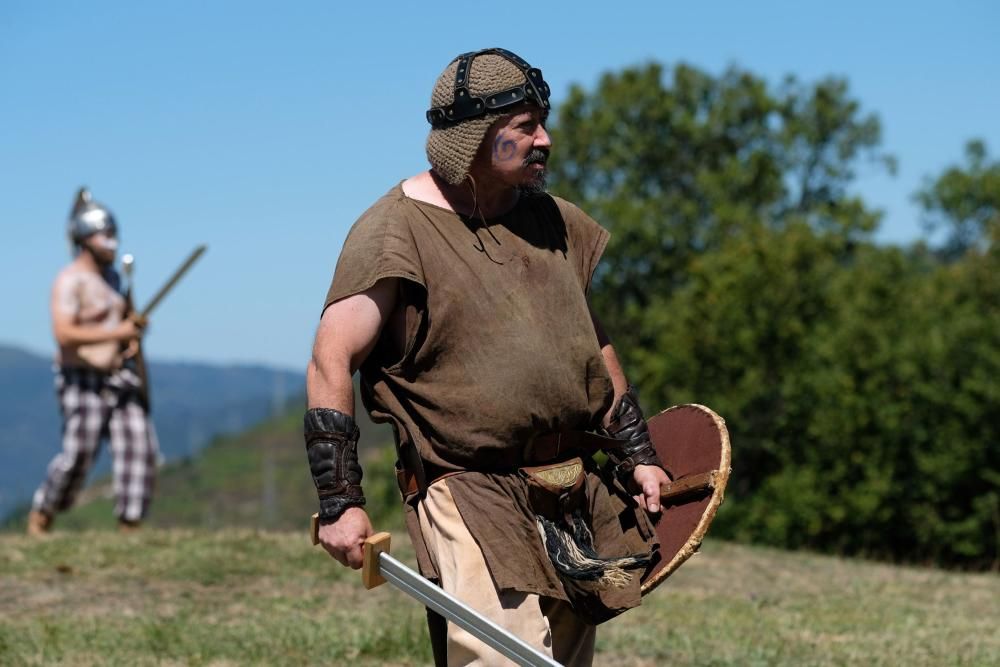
[4,408,997,665]
[2,528,997,666]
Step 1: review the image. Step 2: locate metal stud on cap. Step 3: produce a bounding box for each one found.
[426,48,551,129]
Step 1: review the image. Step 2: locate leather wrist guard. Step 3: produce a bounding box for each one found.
[601,385,668,482]
[304,407,366,523]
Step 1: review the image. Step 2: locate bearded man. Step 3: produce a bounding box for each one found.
[306,49,670,666]
[27,189,159,535]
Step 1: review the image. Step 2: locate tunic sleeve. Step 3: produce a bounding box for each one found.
[552,197,610,295]
[323,195,426,312]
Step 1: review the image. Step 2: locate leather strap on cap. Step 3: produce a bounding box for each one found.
[426,48,551,128]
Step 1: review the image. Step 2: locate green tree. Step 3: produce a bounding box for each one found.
[547,59,894,521]
[909,141,1000,565]
[915,139,1000,257]
[548,62,998,568]
[549,62,892,356]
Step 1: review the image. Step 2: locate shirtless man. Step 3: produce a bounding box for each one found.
[27,189,159,534]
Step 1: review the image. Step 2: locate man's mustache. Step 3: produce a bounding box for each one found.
[523,148,550,166]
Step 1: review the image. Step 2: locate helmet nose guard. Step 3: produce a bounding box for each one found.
[426,48,551,129]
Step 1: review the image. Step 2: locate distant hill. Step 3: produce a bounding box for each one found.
[11,398,397,532]
[0,342,305,520]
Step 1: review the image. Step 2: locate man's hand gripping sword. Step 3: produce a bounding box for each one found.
[310,515,560,667]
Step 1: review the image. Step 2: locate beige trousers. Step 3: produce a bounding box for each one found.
[417,479,595,667]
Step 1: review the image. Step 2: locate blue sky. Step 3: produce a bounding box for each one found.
[2,1,997,370]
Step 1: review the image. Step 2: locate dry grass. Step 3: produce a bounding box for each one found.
[2,530,997,666]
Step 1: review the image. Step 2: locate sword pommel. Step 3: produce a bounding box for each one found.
[362,532,391,590]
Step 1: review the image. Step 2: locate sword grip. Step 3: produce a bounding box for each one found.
[309,516,391,590]
[363,532,392,590]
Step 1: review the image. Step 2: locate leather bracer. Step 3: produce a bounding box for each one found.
[601,385,668,483]
[304,408,366,523]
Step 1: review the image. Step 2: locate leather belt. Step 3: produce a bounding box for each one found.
[395,431,621,499]
[526,430,620,463]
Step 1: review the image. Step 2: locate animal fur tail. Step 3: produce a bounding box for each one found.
[536,513,651,590]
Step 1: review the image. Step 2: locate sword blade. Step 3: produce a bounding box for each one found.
[377,552,560,667]
[141,245,207,317]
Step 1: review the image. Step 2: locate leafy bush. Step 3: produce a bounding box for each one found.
[549,62,998,568]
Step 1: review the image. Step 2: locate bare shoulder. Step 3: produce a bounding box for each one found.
[401,171,434,198]
[51,265,85,316]
[401,171,454,211]
[52,264,83,292]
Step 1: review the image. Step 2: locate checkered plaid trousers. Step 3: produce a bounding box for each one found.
[32,366,159,522]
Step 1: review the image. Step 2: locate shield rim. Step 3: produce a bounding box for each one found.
[641,403,732,596]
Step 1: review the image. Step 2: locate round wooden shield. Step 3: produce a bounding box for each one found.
[641,403,731,596]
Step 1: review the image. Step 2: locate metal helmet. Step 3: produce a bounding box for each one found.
[67,187,117,247]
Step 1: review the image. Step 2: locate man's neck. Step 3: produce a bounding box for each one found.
[404,171,520,220]
[72,248,103,275]
[453,171,519,220]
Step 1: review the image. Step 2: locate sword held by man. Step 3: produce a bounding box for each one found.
[121,245,207,409]
[310,517,561,667]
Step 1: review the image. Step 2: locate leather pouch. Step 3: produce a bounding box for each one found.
[520,457,586,521]
[522,456,649,625]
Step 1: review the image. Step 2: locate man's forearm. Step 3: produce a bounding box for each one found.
[598,342,628,427]
[304,355,366,523]
[306,358,355,415]
[589,306,628,427]
[303,283,396,526]
[589,306,670,478]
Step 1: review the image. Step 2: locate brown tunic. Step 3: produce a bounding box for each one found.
[324,182,647,614]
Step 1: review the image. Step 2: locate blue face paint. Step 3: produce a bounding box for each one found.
[493,131,518,162]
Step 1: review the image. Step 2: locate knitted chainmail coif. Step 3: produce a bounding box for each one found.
[425,53,532,185]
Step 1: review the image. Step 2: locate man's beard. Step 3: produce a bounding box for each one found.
[83,244,115,268]
[519,148,549,195]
